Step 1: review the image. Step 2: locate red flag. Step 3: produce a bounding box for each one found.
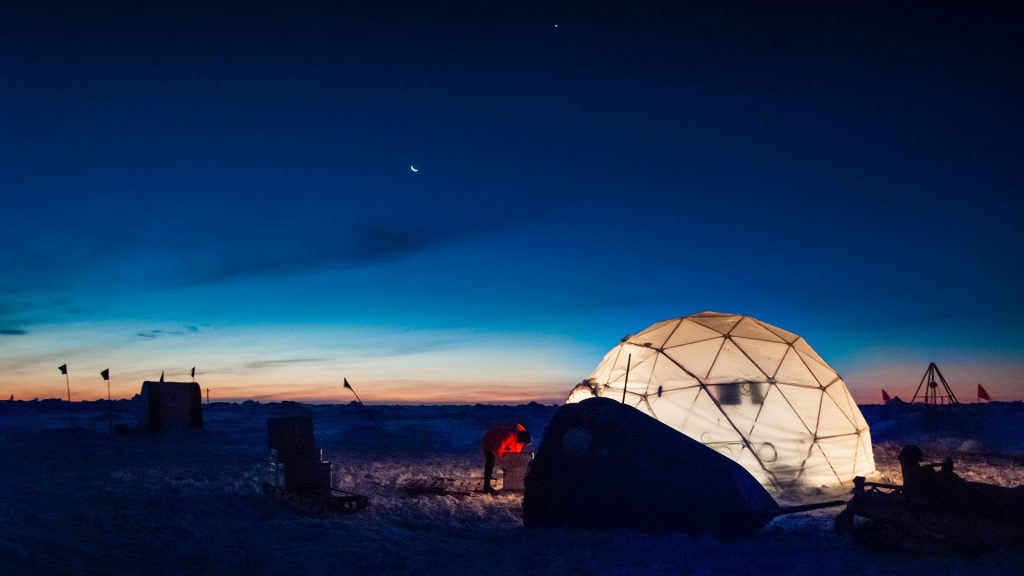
[978,384,991,402]
[882,390,891,404]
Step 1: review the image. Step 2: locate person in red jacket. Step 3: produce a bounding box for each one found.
[481,423,532,495]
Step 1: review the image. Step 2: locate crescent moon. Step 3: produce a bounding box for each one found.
[410,165,418,172]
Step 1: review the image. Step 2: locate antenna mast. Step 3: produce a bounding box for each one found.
[911,362,960,405]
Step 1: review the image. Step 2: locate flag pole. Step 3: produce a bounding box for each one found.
[101,368,113,428]
[59,364,73,428]
[621,353,632,404]
[343,378,363,405]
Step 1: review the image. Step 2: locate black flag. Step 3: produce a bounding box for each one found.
[191,367,196,379]
[159,370,164,383]
[100,369,109,381]
[58,364,68,375]
[343,378,363,404]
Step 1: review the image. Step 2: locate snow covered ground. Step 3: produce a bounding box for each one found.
[1,399,1022,575]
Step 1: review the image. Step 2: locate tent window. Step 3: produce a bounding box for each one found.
[717,384,741,405]
[741,382,767,404]
[716,382,766,405]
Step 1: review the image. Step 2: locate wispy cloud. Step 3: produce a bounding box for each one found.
[0,295,93,331]
[181,220,473,286]
[0,301,29,335]
[245,357,329,369]
[339,338,464,359]
[135,328,188,339]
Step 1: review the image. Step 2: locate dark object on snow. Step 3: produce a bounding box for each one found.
[262,482,367,515]
[264,416,367,515]
[523,397,780,537]
[277,458,332,493]
[266,416,329,493]
[138,381,203,432]
[267,416,319,464]
[402,477,487,497]
[835,445,1024,554]
[401,456,536,497]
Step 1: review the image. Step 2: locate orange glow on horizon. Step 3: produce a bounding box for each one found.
[0,322,588,404]
[1,322,1020,405]
[5,363,1021,406]
[0,370,572,405]
[843,360,1024,405]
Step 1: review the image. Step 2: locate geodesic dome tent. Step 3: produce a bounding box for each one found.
[567,312,874,489]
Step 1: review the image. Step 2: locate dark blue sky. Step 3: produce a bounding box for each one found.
[2,1,1022,402]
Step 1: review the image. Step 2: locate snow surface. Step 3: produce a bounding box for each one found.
[2,399,1022,575]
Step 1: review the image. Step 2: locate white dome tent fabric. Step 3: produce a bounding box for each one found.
[568,312,874,490]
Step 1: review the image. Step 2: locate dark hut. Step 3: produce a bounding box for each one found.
[138,381,204,432]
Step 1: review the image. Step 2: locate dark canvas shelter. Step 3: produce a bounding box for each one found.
[523,397,778,537]
[266,416,331,493]
[138,381,203,432]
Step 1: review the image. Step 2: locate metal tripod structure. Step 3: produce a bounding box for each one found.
[911,362,960,405]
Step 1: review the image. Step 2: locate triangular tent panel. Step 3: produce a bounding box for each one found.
[732,336,790,378]
[690,313,743,335]
[664,338,723,381]
[754,317,801,343]
[815,392,856,437]
[774,347,817,385]
[827,382,866,429]
[631,320,680,348]
[568,312,874,491]
[731,316,787,343]
[649,386,702,432]
[705,339,766,384]
[797,348,840,387]
[773,384,821,435]
[793,338,830,368]
[649,353,700,391]
[682,387,745,445]
[664,319,722,348]
[746,386,811,440]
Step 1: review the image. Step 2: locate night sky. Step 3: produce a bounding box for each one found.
[2,1,1022,403]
